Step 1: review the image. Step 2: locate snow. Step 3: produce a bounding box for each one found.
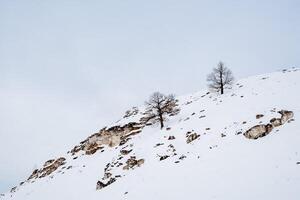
[2,68,300,200]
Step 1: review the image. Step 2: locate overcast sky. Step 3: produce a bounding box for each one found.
[0,0,299,193]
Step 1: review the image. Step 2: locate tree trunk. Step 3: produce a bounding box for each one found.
[220,83,224,94]
[220,70,224,95]
[159,113,164,129]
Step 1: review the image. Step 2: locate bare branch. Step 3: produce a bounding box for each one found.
[207,61,234,94]
[144,92,180,129]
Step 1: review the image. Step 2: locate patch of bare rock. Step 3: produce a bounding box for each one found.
[244,110,294,139]
[186,131,200,143]
[123,156,145,170]
[26,157,66,182]
[70,122,144,156]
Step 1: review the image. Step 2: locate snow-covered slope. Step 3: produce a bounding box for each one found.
[2,68,300,200]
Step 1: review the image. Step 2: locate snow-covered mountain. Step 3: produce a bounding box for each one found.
[2,68,300,200]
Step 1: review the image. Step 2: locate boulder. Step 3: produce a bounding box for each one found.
[186,133,200,143]
[168,136,176,140]
[244,124,273,139]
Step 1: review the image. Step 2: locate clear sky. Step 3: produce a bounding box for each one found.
[0,0,299,193]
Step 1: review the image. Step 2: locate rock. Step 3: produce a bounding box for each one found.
[103,172,112,179]
[278,110,294,124]
[70,145,83,155]
[236,131,242,135]
[43,159,55,167]
[270,118,282,127]
[28,157,66,180]
[168,136,176,140]
[122,157,144,170]
[244,110,294,140]
[179,155,186,160]
[123,107,139,118]
[244,124,273,139]
[96,181,106,190]
[256,114,264,119]
[96,177,116,190]
[27,169,39,180]
[85,143,103,155]
[186,133,200,143]
[70,122,144,156]
[120,149,132,155]
[154,143,164,147]
[159,155,169,161]
[10,187,17,193]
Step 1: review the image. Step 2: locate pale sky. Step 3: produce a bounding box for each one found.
[0,0,299,193]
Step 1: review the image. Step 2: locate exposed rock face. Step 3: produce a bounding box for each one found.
[123,156,145,170]
[85,143,104,155]
[244,110,294,139]
[28,157,66,180]
[96,177,116,190]
[70,122,144,155]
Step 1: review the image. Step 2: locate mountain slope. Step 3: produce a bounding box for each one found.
[2,68,300,200]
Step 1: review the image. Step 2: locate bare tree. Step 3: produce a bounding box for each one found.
[144,92,180,129]
[207,61,234,94]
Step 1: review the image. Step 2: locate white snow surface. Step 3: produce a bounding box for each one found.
[2,68,300,200]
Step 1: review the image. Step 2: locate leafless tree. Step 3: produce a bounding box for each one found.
[144,92,180,129]
[207,61,234,94]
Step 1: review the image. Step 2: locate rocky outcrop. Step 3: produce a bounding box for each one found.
[28,157,66,180]
[70,122,144,155]
[244,110,294,139]
[244,124,273,139]
[123,156,145,170]
[96,177,116,190]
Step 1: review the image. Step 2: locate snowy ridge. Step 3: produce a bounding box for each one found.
[2,68,300,200]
